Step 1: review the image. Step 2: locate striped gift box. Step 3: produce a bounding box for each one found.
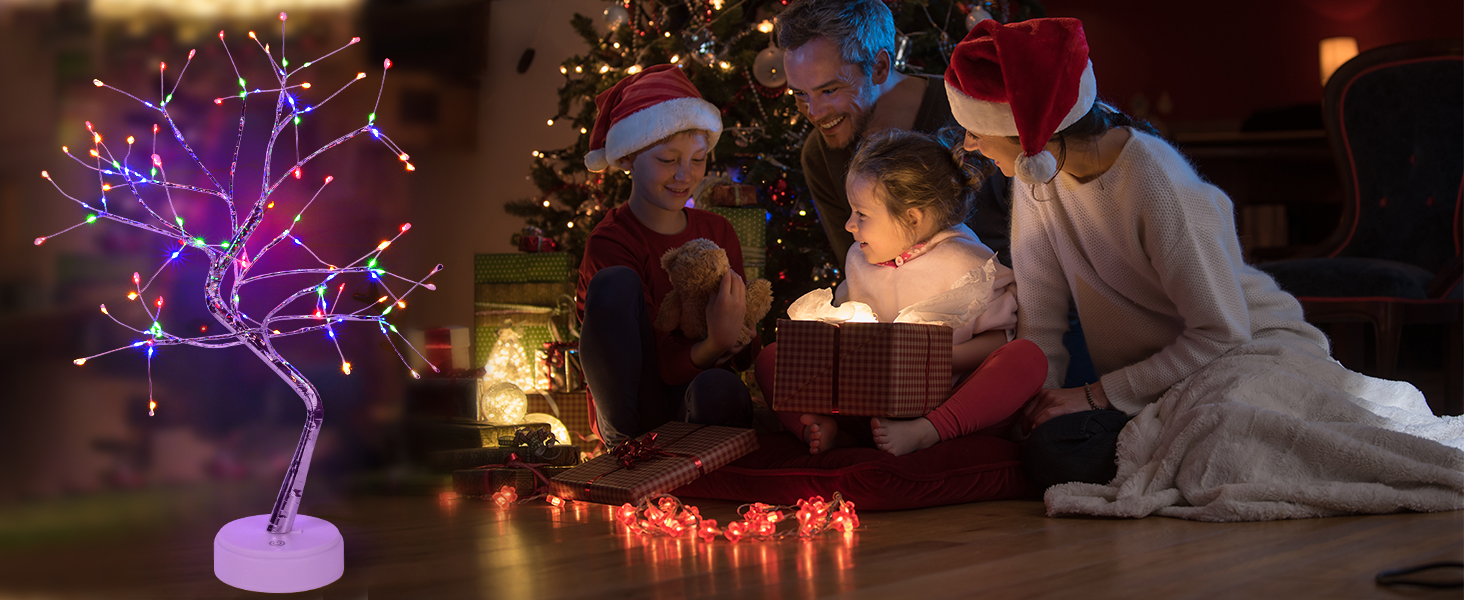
[772,319,953,418]
[549,422,757,505]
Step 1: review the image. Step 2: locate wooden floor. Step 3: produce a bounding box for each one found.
[0,482,1460,599]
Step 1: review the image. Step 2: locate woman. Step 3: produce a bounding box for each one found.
[943,17,1462,520]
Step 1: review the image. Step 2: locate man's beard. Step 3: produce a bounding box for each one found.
[830,83,879,150]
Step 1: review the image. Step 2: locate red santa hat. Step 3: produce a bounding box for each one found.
[944,18,1097,185]
[583,64,723,172]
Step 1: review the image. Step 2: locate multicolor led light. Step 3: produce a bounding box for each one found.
[35,14,437,537]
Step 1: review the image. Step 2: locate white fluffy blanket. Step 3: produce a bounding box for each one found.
[1045,333,1464,522]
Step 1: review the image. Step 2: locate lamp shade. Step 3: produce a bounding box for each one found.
[1320,37,1359,86]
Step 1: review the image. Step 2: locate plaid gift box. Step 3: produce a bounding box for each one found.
[453,465,573,497]
[707,207,767,283]
[474,252,573,284]
[549,422,757,505]
[426,443,581,472]
[772,319,953,418]
[529,391,593,437]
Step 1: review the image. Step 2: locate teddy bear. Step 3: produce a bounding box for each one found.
[654,238,773,348]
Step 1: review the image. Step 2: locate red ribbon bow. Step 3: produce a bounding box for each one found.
[610,432,670,469]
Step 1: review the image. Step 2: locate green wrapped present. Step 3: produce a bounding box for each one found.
[475,281,575,306]
[706,207,767,281]
[473,305,563,376]
[474,252,573,284]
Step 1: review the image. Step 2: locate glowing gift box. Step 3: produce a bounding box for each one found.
[550,422,758,505]
[772,319,953,418]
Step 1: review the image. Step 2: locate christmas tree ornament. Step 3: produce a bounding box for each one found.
[603,4,630,30]
[752,45,787,88]
[966,5,994,30]
[479,381,529,425]
[482,326,540,392]
[40,15,437,594]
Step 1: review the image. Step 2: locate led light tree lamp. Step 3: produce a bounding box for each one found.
[37,14,436,594]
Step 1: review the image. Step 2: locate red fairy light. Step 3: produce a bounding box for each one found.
[188,49,195,59]
[325,175,334,184]
[293,167,302,179]
[384,58,393,69]
[350,37,360,44]
[160,61,166,71]
[152,154,162,166]
[616,504,638,525]
[155,296,164,308]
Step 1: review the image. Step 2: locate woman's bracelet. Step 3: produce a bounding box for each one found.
[1083,383,1100,411]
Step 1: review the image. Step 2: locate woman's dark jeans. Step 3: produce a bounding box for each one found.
[1022,409,1131,490]
[580,266,752,444]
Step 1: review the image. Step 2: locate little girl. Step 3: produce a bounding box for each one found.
[756,128,1047,456]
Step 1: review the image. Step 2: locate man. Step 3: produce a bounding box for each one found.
[778,0,1011,268]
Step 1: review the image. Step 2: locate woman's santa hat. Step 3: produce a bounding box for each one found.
[944,18,1097,185]
[584,64,723,172]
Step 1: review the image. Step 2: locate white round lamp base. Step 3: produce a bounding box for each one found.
[214,514,344,593]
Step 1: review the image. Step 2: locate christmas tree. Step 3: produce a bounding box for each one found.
[505,0,1043,337]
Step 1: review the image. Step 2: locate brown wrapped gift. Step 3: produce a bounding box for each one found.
[549,422,757,505]
[772,319,952,418]
[426,443,581,473]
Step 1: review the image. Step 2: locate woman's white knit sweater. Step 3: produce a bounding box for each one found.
[1012,130,1330,414]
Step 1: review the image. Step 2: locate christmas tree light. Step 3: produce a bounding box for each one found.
[37,13,435,594]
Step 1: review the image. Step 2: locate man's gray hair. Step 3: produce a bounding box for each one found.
[775,0,896,77]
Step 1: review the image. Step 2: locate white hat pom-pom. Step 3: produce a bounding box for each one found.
[1014,151,1057,185]
[584,149,610,172]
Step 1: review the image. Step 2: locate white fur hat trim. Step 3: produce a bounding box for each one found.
[586,97,723,172]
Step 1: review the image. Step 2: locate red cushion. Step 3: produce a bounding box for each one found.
[672,432,1033,510]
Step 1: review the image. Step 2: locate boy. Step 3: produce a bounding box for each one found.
[577,64,758,444]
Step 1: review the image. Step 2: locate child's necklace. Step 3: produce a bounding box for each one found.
[877,242,929,268]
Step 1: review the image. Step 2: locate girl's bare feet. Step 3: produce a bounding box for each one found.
[871,417,940,456]
[798,413,841,454]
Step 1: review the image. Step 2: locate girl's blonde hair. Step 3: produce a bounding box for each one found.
[847,128,982,241]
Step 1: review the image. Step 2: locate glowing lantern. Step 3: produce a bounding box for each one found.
[482,326,537,391]
[477,381,528,425]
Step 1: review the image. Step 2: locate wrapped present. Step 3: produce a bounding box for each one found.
[412,326,470,374]
[426,443,581,472]
[474,252,573,284]
[453,465,573,497]
[772,319,953,418]
[540,341,583,392]
[528,391,593,445]
[475,281,574,307]
[473,307,563,379]
[549,422,757,505]
[513,226,561,253]
[707,183,758,207]
[706,207,767,282]
[408,421,549,454]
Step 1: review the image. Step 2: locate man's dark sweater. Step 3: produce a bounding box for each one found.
[800,74,1012,268]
